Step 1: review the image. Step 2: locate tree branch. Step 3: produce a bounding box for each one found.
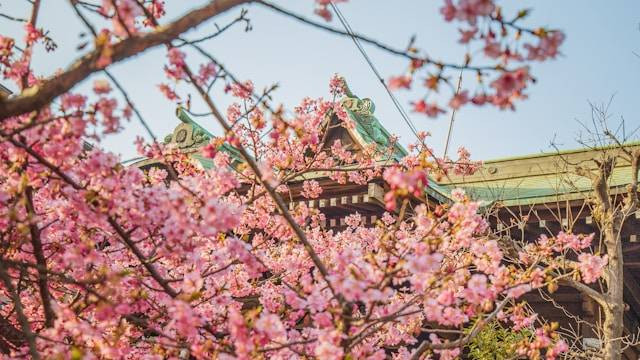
[410,297,510,359]
[0,0,251,119]
[0,260,40,359]
[181,63,342,302]
[558,278,608,308]
[24,186,56,328]
[259,0,502,73]
[623,149,640,214]
[106,217,178,298]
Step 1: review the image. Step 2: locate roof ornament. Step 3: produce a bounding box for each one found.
[164,107,211,149]
[339,79,388,148]
[161,107,244,166]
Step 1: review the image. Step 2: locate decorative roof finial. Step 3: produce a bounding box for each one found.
[164,107,212,148]
[340,76,355,98]
[336,78,407,161]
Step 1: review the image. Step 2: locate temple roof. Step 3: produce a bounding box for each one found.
[329,82,449,202]
[439,142,640,206]
[338,81,408,162]
[134,85,638,209]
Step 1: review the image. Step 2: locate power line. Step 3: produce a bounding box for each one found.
[328,1,422,141]
[443,69,463,158]
[328,1,457,187]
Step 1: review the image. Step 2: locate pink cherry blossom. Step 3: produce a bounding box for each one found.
[313,0,347,21]
[197,62,217,85]
[412,99,446,118]
[524,31,566,61]
[255,313,286,341]
[0,35,15,65]
[201,142,219,159]
[92,79,112,95]
[578,253,608,283]
[24,22,43,45]
[157,83,180,101]
[0,5,577,359]
[483,38,502,58]
[448,90,469,109]
[458,27,478,43]
[329,73,346,95]
[230,80,254,99]
[165,48,187,80]
[440,0,457,22]
[388,75,412,90]
[60,93,87,111]
[455,0,495,25]
[102,0,144,37]
[302,179,323,198]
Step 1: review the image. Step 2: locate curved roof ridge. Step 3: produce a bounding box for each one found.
[483,140,640,164]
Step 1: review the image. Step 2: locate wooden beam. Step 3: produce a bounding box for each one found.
[624,243,640,254]
[286,183,387,213]
[367,183,385,204]
[322,212,383,229]
[623,269,640,317]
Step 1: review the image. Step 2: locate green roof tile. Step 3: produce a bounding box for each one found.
[438,142,639,206]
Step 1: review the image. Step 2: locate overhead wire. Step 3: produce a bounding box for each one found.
[328,1,422,141]
[328,1,457,187]
[443,69,463,158]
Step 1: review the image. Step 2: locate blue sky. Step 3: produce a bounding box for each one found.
[2,1,640,161]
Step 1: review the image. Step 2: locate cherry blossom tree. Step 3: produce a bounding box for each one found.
[468,102,640,360]
[0,0,607,359]
[546,106,639,360]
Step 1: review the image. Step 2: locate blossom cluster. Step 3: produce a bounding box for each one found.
[0,2,596,359]
[389,0,566,116]
[518,232,607,285]
[0,70,601,358]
